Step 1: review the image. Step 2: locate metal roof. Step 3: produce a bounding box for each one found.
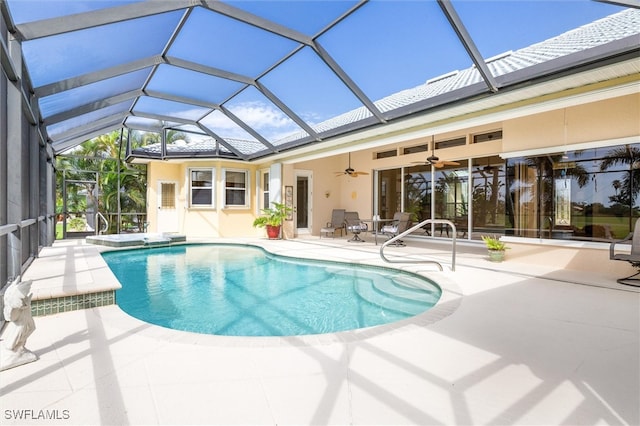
[2,0,639,160]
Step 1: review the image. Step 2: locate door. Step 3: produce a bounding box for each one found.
[295,171,312,235]
[63,179,98,238]
[157,181,178,233]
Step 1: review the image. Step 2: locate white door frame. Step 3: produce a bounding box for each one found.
[294,170,313,235]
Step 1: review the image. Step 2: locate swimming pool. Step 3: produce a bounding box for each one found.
[103,244,441,337]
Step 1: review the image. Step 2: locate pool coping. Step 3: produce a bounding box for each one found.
[28,238,464,347]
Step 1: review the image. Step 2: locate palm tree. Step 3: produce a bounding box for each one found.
[600,145,640,207]
[56,130,147,236]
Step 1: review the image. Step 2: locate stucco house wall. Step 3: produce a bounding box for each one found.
[143,90,639,248]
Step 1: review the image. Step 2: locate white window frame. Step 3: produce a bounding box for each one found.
[189,167,216,208]
[256,168,270,213]
[222,168,250,208]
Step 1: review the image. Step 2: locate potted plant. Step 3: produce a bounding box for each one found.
[252,202,292,239]
[482,235,509,262]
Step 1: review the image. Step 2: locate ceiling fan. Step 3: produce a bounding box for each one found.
[478,158,496,173]
[335,152,369,177]
[412,136,460,168]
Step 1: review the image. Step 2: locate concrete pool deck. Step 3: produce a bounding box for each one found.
[1,236,638,425]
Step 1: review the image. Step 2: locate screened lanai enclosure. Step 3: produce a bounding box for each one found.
[1,0,639,284]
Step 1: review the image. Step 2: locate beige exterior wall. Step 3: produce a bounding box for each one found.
[504,94,639,152]
[147,160,264,238]
[144,91,639,252]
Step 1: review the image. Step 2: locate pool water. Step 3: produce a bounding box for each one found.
[103,244,441,337]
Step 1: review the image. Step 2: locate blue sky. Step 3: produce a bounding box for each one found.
[8,0,629,143]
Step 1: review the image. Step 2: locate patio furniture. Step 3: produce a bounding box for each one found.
[381,212,412,246]
[344,212,368,242]
[610,217,640,287]
[320,209,346,238]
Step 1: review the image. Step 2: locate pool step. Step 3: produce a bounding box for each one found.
[355,275,436,316]
[143,237,171,247]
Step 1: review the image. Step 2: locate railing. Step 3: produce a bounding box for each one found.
[380,218,457,271]
[95,212,109,235]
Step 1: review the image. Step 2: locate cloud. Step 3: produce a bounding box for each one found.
[229,101,295,129]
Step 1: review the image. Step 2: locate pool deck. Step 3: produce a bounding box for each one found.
[1,236,638,425]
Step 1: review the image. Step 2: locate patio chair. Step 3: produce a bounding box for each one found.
[320,209,346,238]
[381,212,412,246]
[610,217,640,287]
[344,211,368,242]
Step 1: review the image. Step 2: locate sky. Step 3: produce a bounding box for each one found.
[6,0,630,145]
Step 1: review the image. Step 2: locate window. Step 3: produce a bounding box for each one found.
[375,149,398,159]
[161,182,176,208]
[258,170,269,211]
[505,143,640,242]
[435,137,466,149]
[473,130,502,144]
[189,168,214,207]
[403,144,428,155]
[223,169,249,207]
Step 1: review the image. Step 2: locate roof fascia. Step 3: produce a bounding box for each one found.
[437,0,499,93]
[594,0,640,8]
[495,35,640,88]
[14,0,197,41]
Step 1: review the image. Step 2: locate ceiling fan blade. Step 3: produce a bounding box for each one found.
[435,162,445,168]
[355,171,369,175]
[442,161,461,166]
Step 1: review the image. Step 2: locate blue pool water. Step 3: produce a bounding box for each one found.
[103,244,441,337]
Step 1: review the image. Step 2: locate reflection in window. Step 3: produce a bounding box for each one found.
[224,169,249,207]
[377,168,403,220]
[471,156,507,238]
[190,169,214,207]
[506,143,640,242]
[404,165,431,224]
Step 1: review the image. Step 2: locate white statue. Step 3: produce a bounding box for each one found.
[1,276,37,371]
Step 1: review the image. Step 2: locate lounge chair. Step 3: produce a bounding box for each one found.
[381,212,412,246]
[344,211,368,242]
[610,217,640,287]
[320,209,346,238]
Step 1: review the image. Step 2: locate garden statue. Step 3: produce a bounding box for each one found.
[1,276,37,371]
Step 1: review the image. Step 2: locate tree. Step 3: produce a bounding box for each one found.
[600,145,640,207]
[56,130,148,235]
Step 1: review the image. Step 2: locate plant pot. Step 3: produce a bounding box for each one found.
[488,249,505,262]
[266,225,281,239]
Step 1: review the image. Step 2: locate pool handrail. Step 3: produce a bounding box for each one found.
[95,212,109,235]
[380,218,456,271]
